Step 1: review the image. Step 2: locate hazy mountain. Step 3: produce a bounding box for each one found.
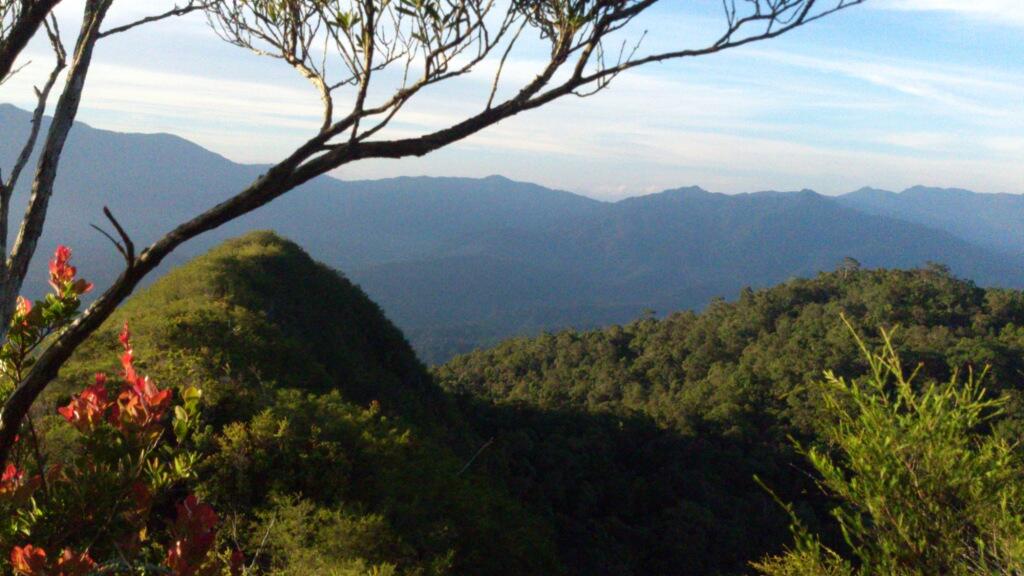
[0,103,600,280]
[839,185,1024,255]
[365,185,1024,361]
[3,103,1024,362]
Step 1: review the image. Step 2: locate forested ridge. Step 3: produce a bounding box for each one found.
[40,232,559,575]
[26,233,1024,574]
[435,263,1024,574]
[437,262,1024,439]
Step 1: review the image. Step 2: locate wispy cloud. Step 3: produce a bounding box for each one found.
[2,59,326,161]
[752,48,1024,123]
[880,131,960,152]
[874,0,1024,26]
[2,1,1022,199]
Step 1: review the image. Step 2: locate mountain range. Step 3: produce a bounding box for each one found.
[3,102,1024,362]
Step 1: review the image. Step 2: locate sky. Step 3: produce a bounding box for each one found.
[2,0,1023,200]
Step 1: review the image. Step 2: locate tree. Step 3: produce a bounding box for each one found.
[755,325,1024,575]
[0,0,864,466]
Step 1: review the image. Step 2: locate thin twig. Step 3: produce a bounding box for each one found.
[248,517,276,572]
[457,437,494,476]
[102,206,135,265]
[97,1,208,38]
[89,223,127,261]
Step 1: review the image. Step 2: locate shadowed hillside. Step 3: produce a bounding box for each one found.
[436,265,1024,574]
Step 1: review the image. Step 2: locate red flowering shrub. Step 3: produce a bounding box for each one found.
[57,323,174,440]
[9,545,48,575]
[166,494,221,576]
[0,246,243,575]
[0,464,38,506]
[111,323,174,436]
[9,545,95,576]
[47,246,93,298]
[55,374,108,434]
[1,246,92,395]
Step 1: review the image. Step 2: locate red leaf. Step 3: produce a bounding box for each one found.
[10,545,47,575]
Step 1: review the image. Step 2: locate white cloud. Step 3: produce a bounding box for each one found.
[751,48,1024,123]
[982,136,1024,155]
[2,1,1023,199]
[2,59,327,161]
[874,0,1024,26]
[880,131,959,151]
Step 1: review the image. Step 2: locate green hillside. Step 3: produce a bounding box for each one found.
[436,264,1024,574]
[438,265,1024,436]
[37,234,1024,575]
[44,231,558,575]
[51,231,439,422]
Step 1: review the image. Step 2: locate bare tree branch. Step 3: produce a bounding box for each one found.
[487,18,526,109]
[0,0,63,81]
[0,15,66,263]
[97,0,209,38]
[90,206,135,265]
[579,0,864,84]
[102,206,135,264]
[1,0,113,336]
[0,58,30,86]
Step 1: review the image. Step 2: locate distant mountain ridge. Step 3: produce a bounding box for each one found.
[2,103,1023,362]
[838,185,1024,255]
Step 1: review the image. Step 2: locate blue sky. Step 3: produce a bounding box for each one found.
[3,0,1023,199]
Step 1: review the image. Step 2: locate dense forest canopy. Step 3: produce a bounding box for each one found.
[438,264,1024,437]
[3,0,1019,572]
[435,263,1024,574]
[17,233,1024,575]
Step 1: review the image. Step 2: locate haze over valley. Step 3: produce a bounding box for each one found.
[3,103,1023,362]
